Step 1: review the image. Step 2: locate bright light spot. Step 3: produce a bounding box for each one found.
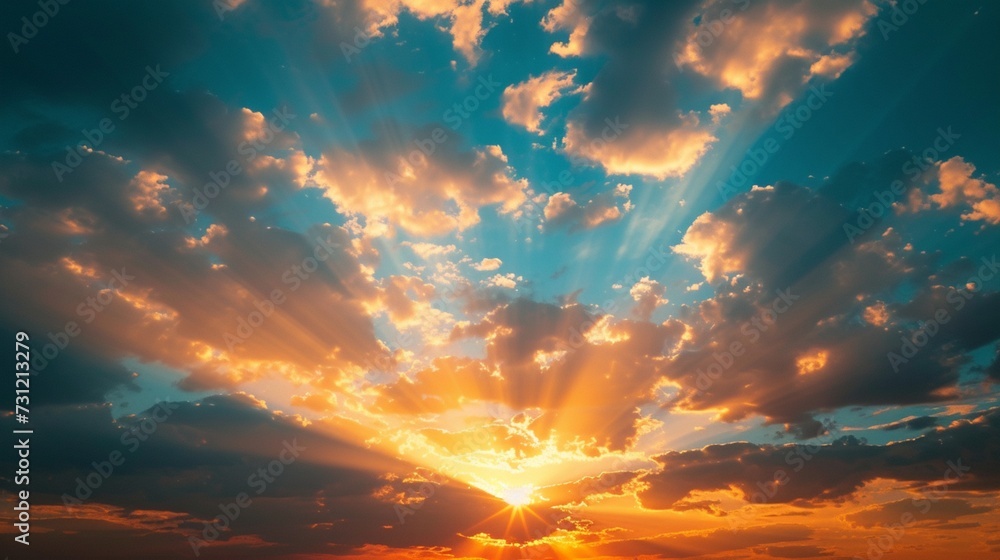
[796,350,828,375]
[498,485,534,507]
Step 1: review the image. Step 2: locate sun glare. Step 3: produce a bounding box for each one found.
[498,485,534,507]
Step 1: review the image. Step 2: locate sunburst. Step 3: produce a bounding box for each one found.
[497,485,535,508]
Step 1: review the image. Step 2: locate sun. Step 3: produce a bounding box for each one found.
[498,485,534,507]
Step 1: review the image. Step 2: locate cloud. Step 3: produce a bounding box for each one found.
[909,156,1000,225]
[127,170,173,219]
[473,257,502,271]
[592,524,815,559]
[863,301,890,326]
[638,409,1000,509]
[810,52,856,79]
[540,1,722,179]
[375,274,440,329]
[0,0,215,109]
[629,277,668,320]
[563,115,718,179]
[709,102,732,124]
[0,139,390,393]
[363,0,530,65]
[879,415,939,431]
[665,175,1000,433]
[485,272,522,289]
[752,544,835,558]
[315,124,528,236]
[447,0,489,64]
[541,0,591,57]
[403,242,458,260]
[537,0,875,179]
[846,498,991,528]
[0,394,572,556]
[543,183,633,231]
[502,70,579,134]
[673,209,749,283]
[676,0,876,108]
[378,299,685,451]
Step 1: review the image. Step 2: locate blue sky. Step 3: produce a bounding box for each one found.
[2,1,1000,558]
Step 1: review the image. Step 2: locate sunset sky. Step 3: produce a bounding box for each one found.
[2,1,1000,558]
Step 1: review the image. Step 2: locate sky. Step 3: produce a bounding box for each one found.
[1,0,1000,558]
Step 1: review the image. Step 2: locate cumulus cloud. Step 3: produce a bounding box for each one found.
[403,241,458,259]
[363,0,530,65]
[563,115,718,179]
[378,299,685,451]
[473,257,502,271]
[665,176,1000,434]
[127,170,173,219]
[709,102,732,124]
[315,125,528,236]
[502,70,580,134]
[536,0,875,178]
[485,272,522,289]
[638,409,1000,509]
[676,0,876,108]
[543,183,633,231]
[673,209,749,283]
[630,277,668,320]
[0,139,389,394]
[540,1,724,178]
[914,156,1000,225]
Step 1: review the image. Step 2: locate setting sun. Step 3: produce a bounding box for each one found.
[4,1,999,558]
[498,485,535,507]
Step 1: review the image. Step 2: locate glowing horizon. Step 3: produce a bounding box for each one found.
[2,1,1000,559]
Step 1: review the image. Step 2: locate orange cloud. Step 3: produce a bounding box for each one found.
[672,210,747,282]
[473,257,503,271]
[563,115,717,179]
[316,134,528,236]
[362,0,529,65]
[502,70,579,134]
[933,156,1000,224]
[676,0,876,105]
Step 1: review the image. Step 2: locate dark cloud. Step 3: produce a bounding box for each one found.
[751,544,835,558]
[0,323,138,407]
[989,345,1000,381]
[592,524,814,558]
[668,174,1000,436]
[0,394,574,557]
[543,186,632,232]
[881,415,939,431]
[637,409,1000,509]
[0,147,388,392]
[845,498,991,528]
[0,0,213,109]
